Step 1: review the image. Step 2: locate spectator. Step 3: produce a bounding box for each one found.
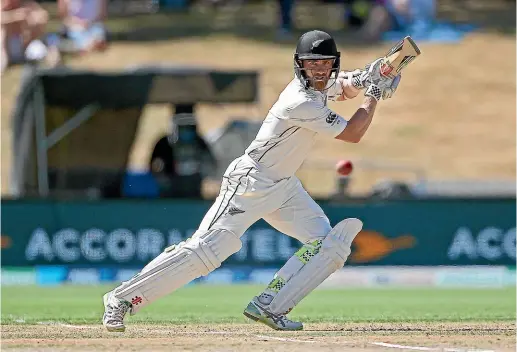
[150,107,217,199]
[277,0,294,39]
[358,0,436,42]
[1,0,49,73]
[47,0,108,64]
[344,0,375,29]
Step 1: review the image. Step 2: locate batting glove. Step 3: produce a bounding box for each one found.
[364,58,394,89]
[381,74,402,100]
[363,58,399,101]
[343,69,370,90]
[364,84,383,101]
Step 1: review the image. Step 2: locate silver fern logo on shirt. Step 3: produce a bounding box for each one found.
[326,112,339,126]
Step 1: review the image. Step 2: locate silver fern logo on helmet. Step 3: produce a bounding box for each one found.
[311,39,325,50]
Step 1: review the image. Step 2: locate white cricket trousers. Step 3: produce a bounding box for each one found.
[199,156,332,243]
[111,155,334,313]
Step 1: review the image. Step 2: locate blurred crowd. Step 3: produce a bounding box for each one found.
[1,0,436,200]
[344,0,436,41]
[200,0,436,40]
[1,0,437,74]
[1,0,108,74]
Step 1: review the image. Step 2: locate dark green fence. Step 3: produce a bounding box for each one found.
[1,199,515,267]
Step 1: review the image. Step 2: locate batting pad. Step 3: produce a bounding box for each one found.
[268,218,363,315]
[113,229,242,314]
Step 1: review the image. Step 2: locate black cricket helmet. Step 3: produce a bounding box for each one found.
[294,30,340,91]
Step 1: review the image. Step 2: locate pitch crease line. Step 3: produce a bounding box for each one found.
[37,322,97,329]
[254,334,317,343]
[371,342,495,352]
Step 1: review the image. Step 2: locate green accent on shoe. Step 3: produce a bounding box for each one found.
[244,302,261,319]
[243,301,303,331]
[243,303,281,330]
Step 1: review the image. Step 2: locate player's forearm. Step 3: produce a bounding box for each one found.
[355,96,377,136]
[335,97,377,143]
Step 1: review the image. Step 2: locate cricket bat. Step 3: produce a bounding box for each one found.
[379,36,421,79]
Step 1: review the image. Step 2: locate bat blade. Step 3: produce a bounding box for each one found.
[379,36,421,79]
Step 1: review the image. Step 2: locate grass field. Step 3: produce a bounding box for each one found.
[2,285,516,351]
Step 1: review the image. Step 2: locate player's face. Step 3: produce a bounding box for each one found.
[302,59,334,91]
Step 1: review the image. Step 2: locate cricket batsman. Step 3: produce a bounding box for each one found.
[103,29,402,332]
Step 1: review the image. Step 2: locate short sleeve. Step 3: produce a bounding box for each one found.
[326,75,344,101]
[288,101,347,137]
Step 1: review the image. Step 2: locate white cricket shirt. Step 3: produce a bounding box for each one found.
[240,77,348,181]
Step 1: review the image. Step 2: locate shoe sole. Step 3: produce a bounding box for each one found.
[103,292,126,332]
[104,324,126,332]
[243,302,303,331]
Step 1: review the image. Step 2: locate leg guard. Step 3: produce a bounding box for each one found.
[113,228,242,314]
[266,218,363,315]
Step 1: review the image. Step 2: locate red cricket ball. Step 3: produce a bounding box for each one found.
[336,159,353,176]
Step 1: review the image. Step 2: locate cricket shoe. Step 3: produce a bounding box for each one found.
[243,295,303,331]
[102,291,131,332]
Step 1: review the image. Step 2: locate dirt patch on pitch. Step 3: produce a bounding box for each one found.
[2,322,515,351]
